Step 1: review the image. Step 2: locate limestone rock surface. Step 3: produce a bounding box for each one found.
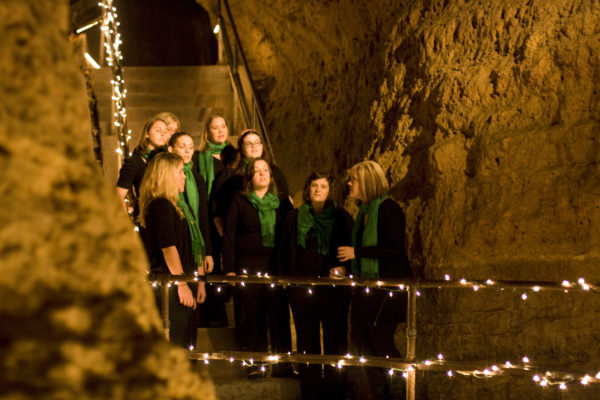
[201,0,600,398]
[0,1,214,399]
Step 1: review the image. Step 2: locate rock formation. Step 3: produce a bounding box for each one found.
[0,1,214,399]
[201,0,600,398]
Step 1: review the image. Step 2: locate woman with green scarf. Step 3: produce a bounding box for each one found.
[279,171,353,400]
[222,157,292,378]
[138,152,206,348]
[191,114,235,327]
[168,132,213,273]
[337,161,412,400]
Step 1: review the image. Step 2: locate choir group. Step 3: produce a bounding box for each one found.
[116,112,413,400]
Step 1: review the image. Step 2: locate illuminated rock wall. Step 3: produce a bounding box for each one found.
[204,0,600,398]
[0,1,214,399]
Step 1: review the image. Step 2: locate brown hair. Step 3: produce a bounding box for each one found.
[242,157,278,196]
[229,129,272,174]
[302,171,334,204]
[198,114,228,151]
[133,115,167,155]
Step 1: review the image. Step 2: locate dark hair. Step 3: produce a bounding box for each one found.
[302,171,334,203]
[230,129,272,173]
[168,131,192,147]
[134,116,167,155]
[242,157,278,196]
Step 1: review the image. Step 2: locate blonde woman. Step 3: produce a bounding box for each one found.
[139,152,206,348]
[337,160,412,400]
[155,111,180,140]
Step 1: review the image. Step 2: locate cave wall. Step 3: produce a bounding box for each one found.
[0,1,214,399]
[202,0,600,398]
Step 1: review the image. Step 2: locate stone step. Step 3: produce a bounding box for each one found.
[193,361,301,400]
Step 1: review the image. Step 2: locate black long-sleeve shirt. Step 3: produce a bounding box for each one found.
[185,169,212,256]
[211,164,292,219]
[354,198,412,279]
[279,206,353,277]
[144,197,195,275]
[222,192,282,275]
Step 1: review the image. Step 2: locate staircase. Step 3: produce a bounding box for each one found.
[93,65,235,183]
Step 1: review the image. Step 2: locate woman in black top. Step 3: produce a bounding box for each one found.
[168,131,213,273]
[212,129,292,238]
[139,152,206,348]
[337,161,412,400]
[223,157,292,378]
[116,115,169,220]
[280,171,353,400]
[191,114,236,327]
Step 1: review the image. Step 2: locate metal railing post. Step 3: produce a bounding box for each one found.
[406,286,417,400]
[161,283,170,340]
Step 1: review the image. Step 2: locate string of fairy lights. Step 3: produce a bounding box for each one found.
[149,271,600,391]
[88,1,599,392]
[98,0,131,159]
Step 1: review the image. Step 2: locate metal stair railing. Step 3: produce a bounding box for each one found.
[216,0,276,164]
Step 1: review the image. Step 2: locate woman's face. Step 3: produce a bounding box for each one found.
[347,172,363,201]
[174,161,186,193]
[309,178,330,204]
[147,120,169,148]
[208,117,228,145]
[241,133,263,159]
[170,135,194,164]
[251,160,271,191]
[166,121,179,139]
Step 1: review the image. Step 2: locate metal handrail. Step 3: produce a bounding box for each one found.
[217,0,276,164]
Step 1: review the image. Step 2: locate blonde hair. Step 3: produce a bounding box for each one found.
[199,114,228,151]
[155,111,180,130]
[348,160,389,203]
[138,152,184,228]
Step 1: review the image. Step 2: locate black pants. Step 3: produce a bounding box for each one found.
[233,284,291,354]
[196,224,230,327]
[154,283,198,349]
[350,288,407,400]
[288,285,350,400]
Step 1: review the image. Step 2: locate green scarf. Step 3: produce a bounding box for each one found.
[247,191,279,247]
[197,141,227,197]
[297,202,336,256]
[178,193,206,265]
[141,146,154,160]
[183,162,200,220]
[351,195,387,278]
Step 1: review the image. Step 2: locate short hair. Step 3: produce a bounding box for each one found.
[348,160,389,203]
[134,116,167,155]
[199,114,228,151]
[242,157,278,196]
[155,112,180,130]
[168,131,193,148]
[138,152,184,227]
[302,171,334,203]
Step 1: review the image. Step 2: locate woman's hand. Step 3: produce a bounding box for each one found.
[177,284,197,309]
[226,271,236,286]
[329,266,346,278]
[203,256,214,274]
[196,283,206,304]
[337,246,355,262]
